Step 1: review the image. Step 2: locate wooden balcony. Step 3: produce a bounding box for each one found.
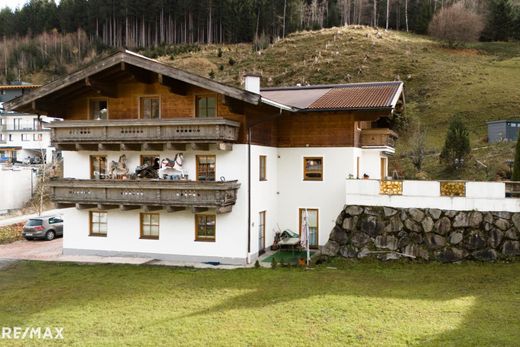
[49,178,241,214]
[360,128,398,148]
[47,118,240,151]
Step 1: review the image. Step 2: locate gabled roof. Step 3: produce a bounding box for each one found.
[261,81,404,112]
[4,50,260,112]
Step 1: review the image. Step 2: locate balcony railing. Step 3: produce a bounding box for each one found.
[49,178,241,214]
[360,128,398,148]
[46,118,240,151]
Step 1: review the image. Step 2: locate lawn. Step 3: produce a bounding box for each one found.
[1,261,519,346]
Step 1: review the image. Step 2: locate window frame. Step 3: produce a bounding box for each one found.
[139,96,161,119]
[140,213,160,240]
[195,94,218,118]
[21,134,30,142]
[89,211,108,237]
[303,157,323,181]
[140,154,160,166]
[196,155,216,182]
[298,208,319,249]
[259,155,267,181]
[88,98,109,120]
[90,155,108,179]
[195,214,216,242]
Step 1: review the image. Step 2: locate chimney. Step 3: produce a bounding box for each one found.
[244,74,261,94]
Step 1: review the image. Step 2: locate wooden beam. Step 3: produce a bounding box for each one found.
[190,143,209,151]
[76,144,98,151]
[119,205,141,211]
[166,206,186,213]
[85,77,118,98]
[217,142,233,151]
[99,143,120,151]
[192,207,208,213]
[56,144,76,151]
[143,205,163,212]
[76,203,97,210]
[216,205,233,214]
[120,143,141,151]
[166,143,186,151]
[142,143,164,151]
[97,204,118,210]
[55,203,75,209]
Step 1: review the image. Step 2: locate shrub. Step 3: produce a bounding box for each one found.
[254,260,260,268]
[228,57,236,66]
[512,131,520,181]
[271,257,278,269]
[208,70,215,79]
[217,47,223,57]
[440,116,471,170]
[218,64,224,71]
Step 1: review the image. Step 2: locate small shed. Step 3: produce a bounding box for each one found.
[487,120,520,143]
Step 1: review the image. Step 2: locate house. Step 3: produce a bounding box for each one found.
[487,120,520,143]
[5,50,404,265]
[0,82,54,163]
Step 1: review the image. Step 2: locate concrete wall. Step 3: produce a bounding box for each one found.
[0,167,36,213]
[346,179,520,212]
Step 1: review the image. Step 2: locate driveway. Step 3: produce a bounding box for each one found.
[0,238,63,260]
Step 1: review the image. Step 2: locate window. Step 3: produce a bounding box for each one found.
[258,211,266,253]
[299,208,319,248]
[33,118,42,130]
[89,211,107,237]
[140,213,160,239]
[195,214,216,241]
[8,134,12,141]
[356,157,360,179]
[380,157,387,179]
[33,133,43,141]
[90,155,107,179]
[259,155,267,181]
[49,217,63,224]
[303,157,323,181]
[21,134,29,141]
[140,155,159,167]
[196,95,217,117]
[140,97,160,119]
[89,99,108,120]
[13,118,21,130]
[196,155,216,181]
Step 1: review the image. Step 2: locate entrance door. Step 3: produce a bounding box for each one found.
[299,209,319,249]
[258,211,266,254]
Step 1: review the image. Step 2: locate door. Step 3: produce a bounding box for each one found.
[380,157,387,179]
[299,209,319,249]
[258,211,266,254]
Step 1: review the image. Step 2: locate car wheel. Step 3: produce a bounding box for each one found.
[45,231,56,241]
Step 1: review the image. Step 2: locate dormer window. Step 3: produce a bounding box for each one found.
[89,99,108,120]
[196,95,217,117]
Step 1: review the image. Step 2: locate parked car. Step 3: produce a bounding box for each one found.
[22,216,63,241]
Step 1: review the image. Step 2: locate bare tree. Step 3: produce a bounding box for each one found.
[386,0,390,29]
[428,2,485,47]
[373,0,377,27]
[405,0,409,32]
[410,122,426,172]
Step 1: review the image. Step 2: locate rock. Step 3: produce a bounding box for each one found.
[502,240,520,257]
[378,252,400,261]
[505,228,519,240]
[445,210,458,218]
[403,244,429,260]
[494,218,510,231]
[339,245,357,258]
[351,232,370,248]
[483,212,494,224]
[487,228,503,249]
[468,212,483,228]
[398,236,411,249]
[409,232,423,244]
[357,247,371,258]
[364,206,381,216]
[493,211,511,220]
[342,217,356,231]
[383,207,398,217]
[428,208,442,220]
[409,208,425,223]
[400,210,408,222]
[472,249,498,261]
[437,247,466,263]
[483,222,492,232]
[453,212,470,228]
[321,240,340,256]
[448,231,463,245]
[329,226,348,245]
[424,233,446,250]
[345,205,363,216]
[434,217,452,235]
[360,215,380,237]
[421,216,434,233]
[383,215,404,233]
[404,219,421,233]
[465,231,486,250]
[512,213,520,231]
[374,235,398,251]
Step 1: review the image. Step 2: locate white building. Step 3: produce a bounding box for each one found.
[5,51,404,264]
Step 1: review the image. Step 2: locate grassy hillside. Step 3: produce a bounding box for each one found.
[158,26,520,180]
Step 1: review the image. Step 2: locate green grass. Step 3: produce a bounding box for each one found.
[159,26,520,180]
[1,261,520,346]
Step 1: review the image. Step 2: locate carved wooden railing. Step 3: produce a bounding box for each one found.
[49,178,241,213]
[360,128,398,148]
[46,118,240,146]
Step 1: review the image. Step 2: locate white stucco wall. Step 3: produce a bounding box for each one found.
[346,179,520,212]
[0,167,36,213]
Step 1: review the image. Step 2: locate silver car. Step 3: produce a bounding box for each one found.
[22,216,64,241]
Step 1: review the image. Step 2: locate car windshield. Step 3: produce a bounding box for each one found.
[26,219,43,226]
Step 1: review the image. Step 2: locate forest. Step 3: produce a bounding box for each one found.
[0,0,518,82]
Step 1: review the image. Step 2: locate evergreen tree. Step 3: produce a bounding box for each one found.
[512,131,520,181]
[440,117,471,170]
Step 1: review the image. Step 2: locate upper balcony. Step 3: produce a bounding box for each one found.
[360,128,398,150]
[47,118,240,151]
[50,178,241,214]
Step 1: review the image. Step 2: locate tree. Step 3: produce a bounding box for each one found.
[428,2,485,47]
[512,130,520,180]
[440,117,471,170]
[410,122,426,172]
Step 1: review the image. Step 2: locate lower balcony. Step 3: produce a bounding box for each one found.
[50,178,241,214]
[360,128,398,149]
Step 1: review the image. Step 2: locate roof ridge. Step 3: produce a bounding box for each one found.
[261,81,402,91]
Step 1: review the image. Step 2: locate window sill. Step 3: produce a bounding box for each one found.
[89,233,107,237]
[195,238,215,242]
[303,178,323,181]
[259,178,267,182]
[140,236,159,240]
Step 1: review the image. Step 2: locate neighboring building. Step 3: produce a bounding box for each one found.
[5,50,405,265]
[0,82,54,163]
[487,120,520,143]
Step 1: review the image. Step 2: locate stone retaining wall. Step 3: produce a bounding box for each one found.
[322,205,520,262]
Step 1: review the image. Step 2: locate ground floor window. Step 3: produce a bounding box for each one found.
[259,211,266,253]
[195,214,216,241]
[89,211,107,237]
[140,213,160,239]
[299,208,319,248]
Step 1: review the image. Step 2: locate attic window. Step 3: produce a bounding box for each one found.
[90,99,108,120]
[196,96,217,117]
